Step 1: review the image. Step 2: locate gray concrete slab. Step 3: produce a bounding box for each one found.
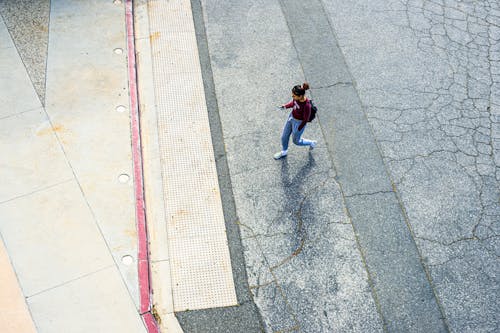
[346,192,447,332]
[272,232,384,332]
[0,180,114,296]
[0,109,73,203]
[27,267,147,333]
[312,85,393,196]
[278,0,351,87]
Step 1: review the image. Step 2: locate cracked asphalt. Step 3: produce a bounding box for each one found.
[195,0,499,332]
[334,0,499,331]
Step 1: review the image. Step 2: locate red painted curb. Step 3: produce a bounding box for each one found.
[125,1,159,332]
[142,312,160,332]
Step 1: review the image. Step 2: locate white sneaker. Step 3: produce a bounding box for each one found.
[273,151,287,160]
[309,140,317,150]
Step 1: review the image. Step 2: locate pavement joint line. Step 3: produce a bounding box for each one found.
[342,204,388,332]
[24,265,115,299]
[0,106,44,121]
[389,181,453,331]
[344,190,395,198]
[312,82,353,89]
[0,178,74,205]
[226,129,272,140]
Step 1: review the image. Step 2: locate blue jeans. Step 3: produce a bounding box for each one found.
[281,115,314,151]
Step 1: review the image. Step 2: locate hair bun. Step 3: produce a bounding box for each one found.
[302,82,310,90]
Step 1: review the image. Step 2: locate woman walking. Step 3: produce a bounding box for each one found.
[274,83,317,160]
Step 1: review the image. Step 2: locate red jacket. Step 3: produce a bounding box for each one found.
[284,98,311,131]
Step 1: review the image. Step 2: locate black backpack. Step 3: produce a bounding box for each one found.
[308,100,317,122]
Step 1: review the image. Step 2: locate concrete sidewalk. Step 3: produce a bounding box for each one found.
[0,1,149,331]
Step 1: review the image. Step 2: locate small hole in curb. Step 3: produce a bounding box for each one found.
[116,105,126,113]
[122,255,134,265]
[118,174,130,183]
[114,48,123,55]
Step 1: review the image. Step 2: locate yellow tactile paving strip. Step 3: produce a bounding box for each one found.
[0,239,37,333]
[148,0,237,311]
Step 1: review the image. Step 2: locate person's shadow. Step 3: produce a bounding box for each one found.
[272,152,316,266]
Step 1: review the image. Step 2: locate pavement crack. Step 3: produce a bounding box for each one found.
[345,190,394,198]
[236,220,262,240]
[269,176,333,271]
[274,326,301,333]
[313,82,352,89]
[249,280,275,290]
[26,265,114,298]
[416,234,479,247]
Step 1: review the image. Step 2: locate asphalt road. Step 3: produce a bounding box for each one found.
[188,0,499,332]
